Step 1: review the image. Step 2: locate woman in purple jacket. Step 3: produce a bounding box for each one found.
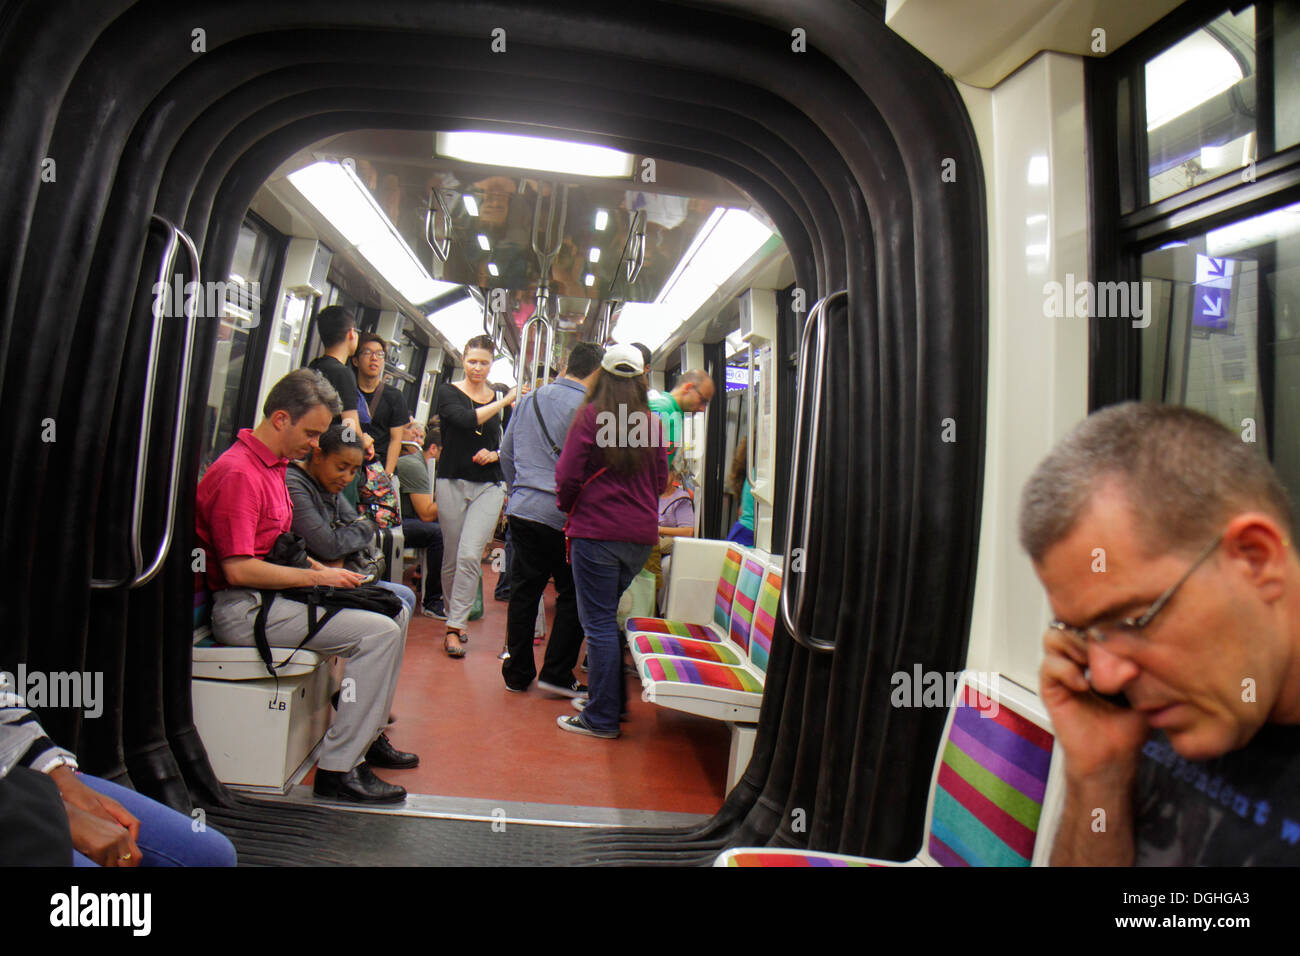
[555,345,669,738]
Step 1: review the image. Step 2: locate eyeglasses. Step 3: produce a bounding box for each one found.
[358,349,385,359]
[1049,533,1223,649]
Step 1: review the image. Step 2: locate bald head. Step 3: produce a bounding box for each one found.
[672,369,714,413]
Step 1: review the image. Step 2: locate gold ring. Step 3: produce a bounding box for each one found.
[119,852,132,862]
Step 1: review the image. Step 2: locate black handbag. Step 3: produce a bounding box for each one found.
[252,533,403,677]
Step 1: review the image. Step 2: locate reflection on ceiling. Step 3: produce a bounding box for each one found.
[271,128,780,360]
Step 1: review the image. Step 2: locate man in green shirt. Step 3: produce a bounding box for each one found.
[648,369,713,469]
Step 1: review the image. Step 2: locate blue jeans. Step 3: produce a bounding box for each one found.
[71,773,237,867]
[375,580,417,615]
[569,538,652,733]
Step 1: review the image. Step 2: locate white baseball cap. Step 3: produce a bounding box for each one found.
[601,344,645,378]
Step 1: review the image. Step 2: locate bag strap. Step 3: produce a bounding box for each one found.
[562,465,607,562]
[253,589,342,679]
[529,391,561,457]
[365,380,385,419]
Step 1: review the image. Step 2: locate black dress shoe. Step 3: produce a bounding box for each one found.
[366,732,420,769]
[313,764,406,804]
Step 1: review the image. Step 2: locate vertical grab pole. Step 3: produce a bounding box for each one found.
[92,216,180,589]
[134,225,201,587]
[779,290,846,651]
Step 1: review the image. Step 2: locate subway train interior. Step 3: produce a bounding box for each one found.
[3,0,1299,887]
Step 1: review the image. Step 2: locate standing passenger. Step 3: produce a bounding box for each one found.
[725,437,755,547]
[499,342,604,695]
[353,331,410,474]
[648,368,713,469]
[555,345,669,738]
[434,336,516,657]
[307,305,375,463]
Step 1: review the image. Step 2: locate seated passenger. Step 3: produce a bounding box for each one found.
[286,421,418,616]
[1020,402,1300,865]
[394,420,446,619]
[197,369,418,804]
[724,437,755,547]
[0,671,236,867]
[653,475,695,603]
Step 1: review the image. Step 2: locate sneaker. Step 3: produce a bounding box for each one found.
[556,714,619,739]
[537,678,588,699]
[571,697,629,722]
[421,598,447,620]
[503,680,528,693]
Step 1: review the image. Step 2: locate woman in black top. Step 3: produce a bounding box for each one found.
[433,335,515,656]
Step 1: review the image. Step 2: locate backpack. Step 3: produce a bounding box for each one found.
[357,461,400,528]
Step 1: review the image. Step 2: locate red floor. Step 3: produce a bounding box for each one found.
[307,563,731,815]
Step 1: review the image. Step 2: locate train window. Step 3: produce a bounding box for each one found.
[201,218,274,469]
[1144,7,1257,205]
[1277,2,1300,151]
[1138,201,1300,511]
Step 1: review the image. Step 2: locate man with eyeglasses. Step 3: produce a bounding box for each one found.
[648,368,713,470]
[1020,402,1300,865]
[353,331,411,475]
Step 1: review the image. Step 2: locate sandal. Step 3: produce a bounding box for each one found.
[444,629,467,659]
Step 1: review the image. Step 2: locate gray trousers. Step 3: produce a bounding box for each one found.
[211,588,410,773]
[434,478,506,630]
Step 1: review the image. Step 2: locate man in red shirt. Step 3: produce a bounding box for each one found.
[197,369,417,804]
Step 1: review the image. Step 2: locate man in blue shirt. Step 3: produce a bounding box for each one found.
[499,343,603,695]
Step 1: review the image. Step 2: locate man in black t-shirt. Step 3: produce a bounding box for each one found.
[353,331,411,474]
[307,305,374,462]
[1019,403,1300,865]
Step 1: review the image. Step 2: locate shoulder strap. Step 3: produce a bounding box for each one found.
[529,391,561,457]
[365,381,385,418]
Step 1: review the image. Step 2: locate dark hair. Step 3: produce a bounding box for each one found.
[565,342,603,379]
[1019,402,1295,562]
[464,335,495,359]
[727,437,748,496]
[316,421,365,458]
[316,305,357,349]
[353,331,387,366]
[578,368,658,475]
[424,425,442,452]
[631,342,652,370]
[263,369,341,422]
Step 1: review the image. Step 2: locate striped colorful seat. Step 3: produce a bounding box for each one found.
[749,570,780,674]
[624,618,721,641]
[641,656,764,694]
[624,547,744,644]
[631,634,745,666]
[727,557,766,653]
[714,672,1060,868]
[927,683,1053,867]
[720,850,885,867]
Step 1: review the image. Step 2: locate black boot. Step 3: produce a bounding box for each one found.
[313,764,407,804]
[365,733,419,769]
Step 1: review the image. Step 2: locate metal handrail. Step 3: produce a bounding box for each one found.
[531,182,567,270]
[91,217,180,589]
[626,213,647,284]
[779,290,846,651]
[425,187,452,263]
[134,224,201,588]
[746,344,758,488]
